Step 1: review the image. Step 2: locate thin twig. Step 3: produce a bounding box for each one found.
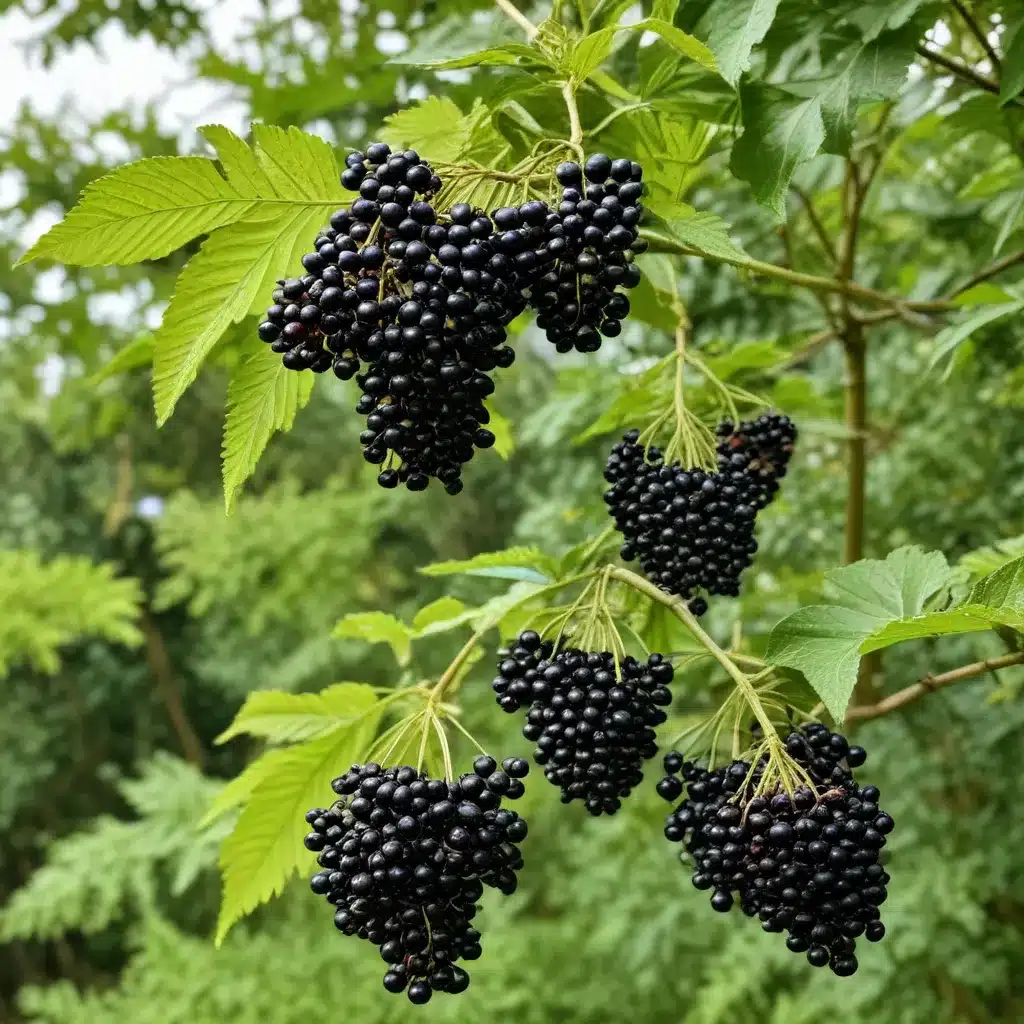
[950,0,1001,72]
[846,651,1024,722]
[494,0,538,38]
[791,186,837,265]
[639,229,957,313]
[916,42,1006,98]
[949,248,1024,298]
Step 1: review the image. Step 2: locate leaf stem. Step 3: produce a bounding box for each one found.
[950,0,1001,71]
[845,651,1024,722]
[639,229,957,313]
[494,0,538,38]
[561,81,585,148]
[607,566,776,739]
[949,248,1024,298]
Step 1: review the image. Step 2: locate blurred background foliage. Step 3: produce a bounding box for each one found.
[2,0,1024,1021]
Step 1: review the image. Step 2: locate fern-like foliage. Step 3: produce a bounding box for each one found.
[0,549,142,676]
[1,755,228,942]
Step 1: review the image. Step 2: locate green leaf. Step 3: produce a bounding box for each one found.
[151,209,323,426]
[150,125,343,424]
[570,28,618,83]
[392,42,553,70]
[214,683,378,746]
[332,612,414,665]
[419,547,557,583]
[1001,19,1024,106]
[765,546,953,719]
[731,85,824,218]
[929,300,1024,369]
[214,716,379,944]
[487,405,514,460]
[17,157,257,267]
[0,551,143,678]
[412,597,478,638]
[968,554,1024,611]
[627,19,719,74]
[381,97,473,163]
[221,349,316,512]
[90,334,155,383]
[198,747,294,829]
[960,536,1024,579]
[953,283,1017,307]
[697,0,780,87]
[663,208,751,264]
[818,26,918,154]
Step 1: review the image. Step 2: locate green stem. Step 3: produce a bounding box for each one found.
[494,0,538,38]
[640,229,956,313]
[608,566,776,739]
[561,81,584,149]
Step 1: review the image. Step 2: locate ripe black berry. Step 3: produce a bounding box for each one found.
[658,725,892,976]
[305,760,528,999]
[493,630,673,815]
[604,413,797,613]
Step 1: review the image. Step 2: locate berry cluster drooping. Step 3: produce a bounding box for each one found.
[305,757,530,1003]
[529,155,646,353]
[258,144,646,491]
[603,413,797,615]
[658,725,893,976]
[492,630,673,815]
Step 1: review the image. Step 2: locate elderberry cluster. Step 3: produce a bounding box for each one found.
[529,155,646,353]
[603,412,798,615]
[492,630,673,815]
[305,757,530,1003]
[658,725,893,976]
[258,143,648,492]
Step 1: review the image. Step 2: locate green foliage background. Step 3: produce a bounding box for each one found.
[3,0,1024,1021]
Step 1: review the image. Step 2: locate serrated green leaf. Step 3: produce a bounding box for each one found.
[215,683,378,746]
[198,746,296,829]
[214,716,379,944]
[412,597,476,637]
[731,85,824,218]
[1001,19,1024,106]
[960,536,1024,579]
[929,301,1024,370]
[818,25,918,154]
[570,28,618,83]
[381,97,472,163]
[766,546,953,720]
[627,19,719,74]
[90,334,155,383]
[222,348,316,512]
[697,0,780,87]
[968,553,1024,611]
[332,612,414,665]
[199,124,277,197]
[17,157,257,267]
[419,547,557,583]
[392,42,552,70]
[663,209,750,263]
[151,208,324,426]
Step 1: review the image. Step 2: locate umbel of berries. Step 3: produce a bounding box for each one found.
[492,630,673,815]
[304,756,530,1003]
[527,154,648,353]
[658,724,893,977]
[604,412,798,615]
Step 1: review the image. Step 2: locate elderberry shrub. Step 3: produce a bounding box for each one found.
[305,757,530,1003]
[492,630,673,815]
[657,725,893,977]
[527,154,647,353]
[603,413,798,615]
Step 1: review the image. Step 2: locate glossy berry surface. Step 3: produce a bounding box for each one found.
[658,724,893,976]
[604,413,797,613]
[304,759,529,999]
[492,630,673,815]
